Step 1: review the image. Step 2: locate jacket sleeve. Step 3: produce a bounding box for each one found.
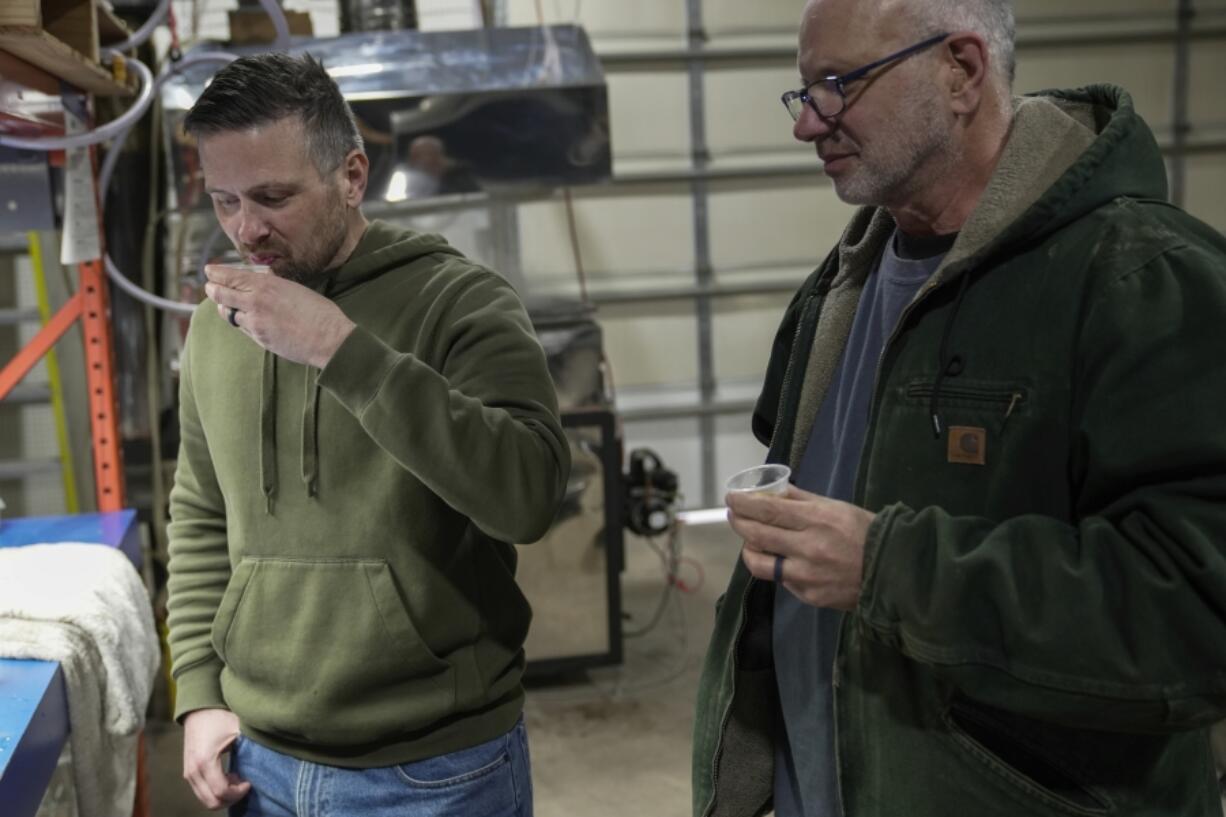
[317,268,569,545]
[165,316,231,720]
[857,240,1226,733]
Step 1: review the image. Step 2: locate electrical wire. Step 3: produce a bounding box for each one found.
[139,90,171,558]
[0,53,155,151]
[624,518,698,638]
[110,0,172,53]
[3,0,290,308]
[562,188,589,307]
[529,0,563,84]
[528,578,693,704]
[98,50,240,315]
[261,0,293,51]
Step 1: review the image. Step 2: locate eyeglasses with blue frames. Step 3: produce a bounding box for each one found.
[782,32,950,121]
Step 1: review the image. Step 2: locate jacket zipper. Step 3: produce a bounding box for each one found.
[707,287,824,817]
[852,269,972,501]
[837,270,968,813]
[831,613,847,816]
[705,585,756,817]
[904,383,1026,407]
[906,383,1027,432]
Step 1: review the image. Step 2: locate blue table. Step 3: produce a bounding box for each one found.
[0,510,141,817]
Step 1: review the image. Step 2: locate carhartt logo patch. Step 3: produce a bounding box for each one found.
[948,426,987,465]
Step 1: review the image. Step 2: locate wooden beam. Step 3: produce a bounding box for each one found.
[0,47,59,95]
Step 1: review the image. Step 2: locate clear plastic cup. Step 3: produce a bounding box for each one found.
[725,464,791,496]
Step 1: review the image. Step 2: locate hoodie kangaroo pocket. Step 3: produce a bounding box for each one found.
[211,557,455,745]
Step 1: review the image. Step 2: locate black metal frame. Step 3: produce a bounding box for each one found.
[523,408,625,678]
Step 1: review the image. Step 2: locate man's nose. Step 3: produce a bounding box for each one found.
[235,204,270,246]
[793,102,836,142]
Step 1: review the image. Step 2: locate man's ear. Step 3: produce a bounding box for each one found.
[943,31,991,115]
[341,149,369,206]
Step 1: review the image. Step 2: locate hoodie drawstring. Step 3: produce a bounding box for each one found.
[257,350,322,513]
[299,276,337,500]
[260,351,277,513]
[930,272,973,439]
[302,372,320,498]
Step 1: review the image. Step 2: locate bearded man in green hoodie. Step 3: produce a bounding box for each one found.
[166,52,569,815]
[693,1,1226,816]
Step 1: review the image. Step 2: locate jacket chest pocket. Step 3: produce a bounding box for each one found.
[904,380,1028,434]
[862,377,1069,518]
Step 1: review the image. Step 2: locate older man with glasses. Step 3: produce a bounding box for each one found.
[693,1,1226,816]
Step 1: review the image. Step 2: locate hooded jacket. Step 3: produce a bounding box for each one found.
[167,221,570,767]
[693,86,1226,816]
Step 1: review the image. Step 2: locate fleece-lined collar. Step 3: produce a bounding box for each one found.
[788,84,1161,465]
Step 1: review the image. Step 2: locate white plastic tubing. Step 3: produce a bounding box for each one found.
[0,0,292,313]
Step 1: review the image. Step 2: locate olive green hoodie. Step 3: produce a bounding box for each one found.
[694,85,1226,816]
[167,221,569,766]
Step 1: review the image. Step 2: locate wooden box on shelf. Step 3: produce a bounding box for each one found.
[0,0,134,96]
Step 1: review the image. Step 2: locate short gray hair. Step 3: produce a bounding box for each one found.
[914,0,1016,86]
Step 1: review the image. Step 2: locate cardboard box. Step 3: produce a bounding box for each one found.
[227,9,313,46]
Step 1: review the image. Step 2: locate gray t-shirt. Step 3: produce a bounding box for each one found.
[772,229,952,817]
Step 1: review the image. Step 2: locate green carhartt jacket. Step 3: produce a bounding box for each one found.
[693,86,1226,817]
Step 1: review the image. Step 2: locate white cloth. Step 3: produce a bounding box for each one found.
[0,543,159,817]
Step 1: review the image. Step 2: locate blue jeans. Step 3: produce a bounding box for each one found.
[229,717,533,817]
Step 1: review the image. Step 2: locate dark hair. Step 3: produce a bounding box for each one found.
[183,52,363,175]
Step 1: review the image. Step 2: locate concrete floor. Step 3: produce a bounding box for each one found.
[136,518,1226,817]
[144,522,742,817]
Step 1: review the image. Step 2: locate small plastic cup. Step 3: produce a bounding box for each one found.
[225,262,271,274]
[725,464,791,496]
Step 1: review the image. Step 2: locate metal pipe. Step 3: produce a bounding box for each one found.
[619,397,757,422]
[587,278,803,305]
[1170,0,1195,206]
[0,54,155,151]
[685,0,719,508]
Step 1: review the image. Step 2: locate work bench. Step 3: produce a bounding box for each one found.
[0,509,141,817]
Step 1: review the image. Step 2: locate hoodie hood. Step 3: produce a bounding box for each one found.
[260,221,463,513]
[323,220,465,297]
[944,84,1168,277]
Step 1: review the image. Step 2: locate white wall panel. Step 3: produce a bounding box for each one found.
[705,67,805,160]
[1016,0,1176,17]
[709,183,849,275]
[518,193,695,286]
[1015,44,1174,131]
[1190,39,1226,129]
[600,300,699,388]
[703,0,800,37]
[715,411,769,490]
[504,0,685,44]
[712,293,792,382]
[1185,154,1226,236]
[606,73,692,168]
